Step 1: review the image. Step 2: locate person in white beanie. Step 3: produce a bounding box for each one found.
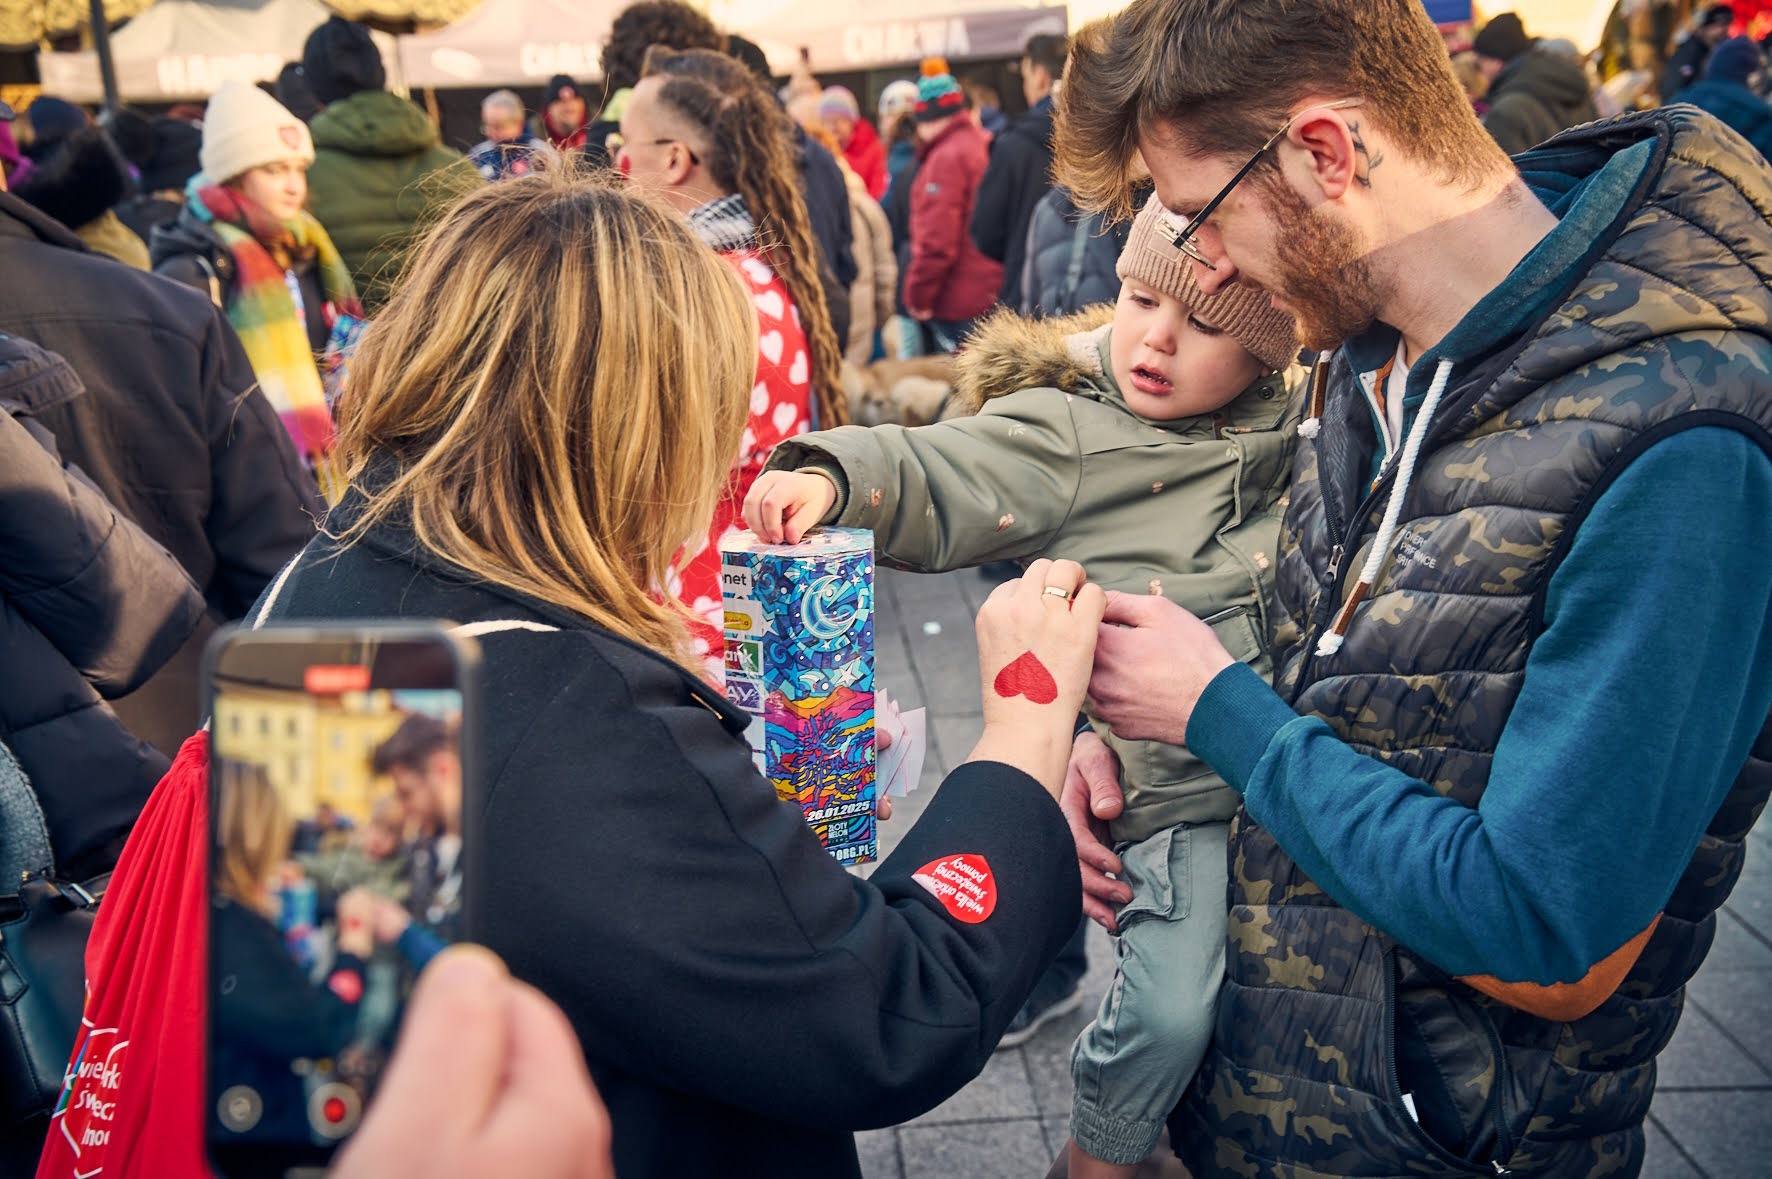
[151,79,362,503]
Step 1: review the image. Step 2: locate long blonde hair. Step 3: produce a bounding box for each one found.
[334,169,757,668]
[214,759,292,915]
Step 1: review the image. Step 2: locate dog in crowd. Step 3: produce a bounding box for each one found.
[840,355,963,427]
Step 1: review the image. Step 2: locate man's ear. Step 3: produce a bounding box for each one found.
[665,145,695,187]
[1285,107,1364,203]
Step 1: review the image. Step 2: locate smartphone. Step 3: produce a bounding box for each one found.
[204,624,479,1178]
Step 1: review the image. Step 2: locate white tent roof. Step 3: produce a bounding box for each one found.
[35,0,397,104]
[396,0,619,89]
[711,0,1067,75]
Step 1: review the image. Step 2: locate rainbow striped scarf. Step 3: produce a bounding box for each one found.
[197,184,361,503]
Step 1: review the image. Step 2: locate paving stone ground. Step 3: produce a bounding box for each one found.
[859,567,1772,1179]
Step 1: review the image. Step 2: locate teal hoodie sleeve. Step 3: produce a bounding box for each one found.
[1185,426,1772,988]
[762,394,1085,572]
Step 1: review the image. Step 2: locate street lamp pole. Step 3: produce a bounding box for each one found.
[87,0,120,115]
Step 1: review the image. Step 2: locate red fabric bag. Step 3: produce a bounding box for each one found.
[36,732,214,1179]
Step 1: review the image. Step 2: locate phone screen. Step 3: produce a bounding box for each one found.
[205,626,474,1177]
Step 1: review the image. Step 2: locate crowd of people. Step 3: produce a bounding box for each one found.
[1,0,1769,1176]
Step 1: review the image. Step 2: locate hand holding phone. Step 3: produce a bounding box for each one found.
[332,946,613,1179]
[206,624,478,1178]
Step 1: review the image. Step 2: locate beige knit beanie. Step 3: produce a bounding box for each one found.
[1115,193,1299,372]
[200,80,314,185]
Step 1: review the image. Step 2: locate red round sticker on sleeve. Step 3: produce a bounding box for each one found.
[912,854,998,923]
[327,969,364,1004]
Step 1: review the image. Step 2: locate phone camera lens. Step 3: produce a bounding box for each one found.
[217,1085,263,1133]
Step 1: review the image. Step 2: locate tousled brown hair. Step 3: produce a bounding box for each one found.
[642,47,849,430]
[599,0,724,95]
[334,167,757,670]
[1055,0,1510,220]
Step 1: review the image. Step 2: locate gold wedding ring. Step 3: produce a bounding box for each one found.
[1042,586,1073,601]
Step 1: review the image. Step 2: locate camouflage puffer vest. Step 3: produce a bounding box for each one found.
[1176,110,1772,1176]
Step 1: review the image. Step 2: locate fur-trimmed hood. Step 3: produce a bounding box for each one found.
[953,306,1115,412]
[13,126,132,233]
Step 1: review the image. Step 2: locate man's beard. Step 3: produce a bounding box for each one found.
[1258,174,1381,352]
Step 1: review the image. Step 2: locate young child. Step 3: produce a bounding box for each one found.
[743,192,1304,1178]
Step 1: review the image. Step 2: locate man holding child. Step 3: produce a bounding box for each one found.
[1052,0,1772,1173]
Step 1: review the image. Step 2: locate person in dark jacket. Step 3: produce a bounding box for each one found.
[300,16,482,312]
[1474,11,1599,154]
[13,116,150,268]
[536,74,591,154]
[259,169,1096,1179]
[1663,3,1735,100]
[0,335,207,881]
[1673,35,1772,158]
[211,759,374,1146]
[904,59,1003,351]
[109,110,203,242]
[971,32,1067,307]
[879,80,921,194]
[1019,186,1134,317]
[0,155,321,758]
[470,88,551,179]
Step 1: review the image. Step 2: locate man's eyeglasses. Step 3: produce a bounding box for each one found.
[607,133,701,166]
[1159,97,1364,270]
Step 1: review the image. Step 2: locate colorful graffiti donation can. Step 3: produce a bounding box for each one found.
[719,527,877,865]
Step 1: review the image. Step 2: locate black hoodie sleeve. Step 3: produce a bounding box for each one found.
[482,638,1082,1131]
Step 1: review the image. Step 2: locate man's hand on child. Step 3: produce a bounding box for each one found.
[743,470,838,544]
[1062,731,1133,931]
[1090,593,1236,746]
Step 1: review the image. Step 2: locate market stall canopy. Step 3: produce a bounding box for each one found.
[326,0,476,23]
[710,0,1067,75]
[396,0,614,89]
[35,0,398,103]
[0,0,154,50]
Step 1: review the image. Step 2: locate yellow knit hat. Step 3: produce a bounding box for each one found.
[1115,193,1299,372]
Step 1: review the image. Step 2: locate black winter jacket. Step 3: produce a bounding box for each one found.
[797,126,857,348]
[257,489,1082,1178]
[0,336,207,879]
[0,193,321,756]
[970,98,1056,306]
[1018,187,1132,318]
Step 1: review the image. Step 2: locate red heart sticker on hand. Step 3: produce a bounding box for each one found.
[992,651,1057,705]
[912,854,998,923]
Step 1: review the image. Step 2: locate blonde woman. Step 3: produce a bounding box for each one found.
[251,168,1105,1178]
[211,760,372,1143]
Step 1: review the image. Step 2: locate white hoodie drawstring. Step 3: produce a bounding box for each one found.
[1314,357,1455,659]
[1298,357,1330,440]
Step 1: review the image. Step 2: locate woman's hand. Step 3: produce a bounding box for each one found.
[966,558,1105,796]
[336,888,377,958]
[743,470,838,544]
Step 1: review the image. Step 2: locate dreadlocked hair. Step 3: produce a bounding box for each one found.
[643,47,848,428]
